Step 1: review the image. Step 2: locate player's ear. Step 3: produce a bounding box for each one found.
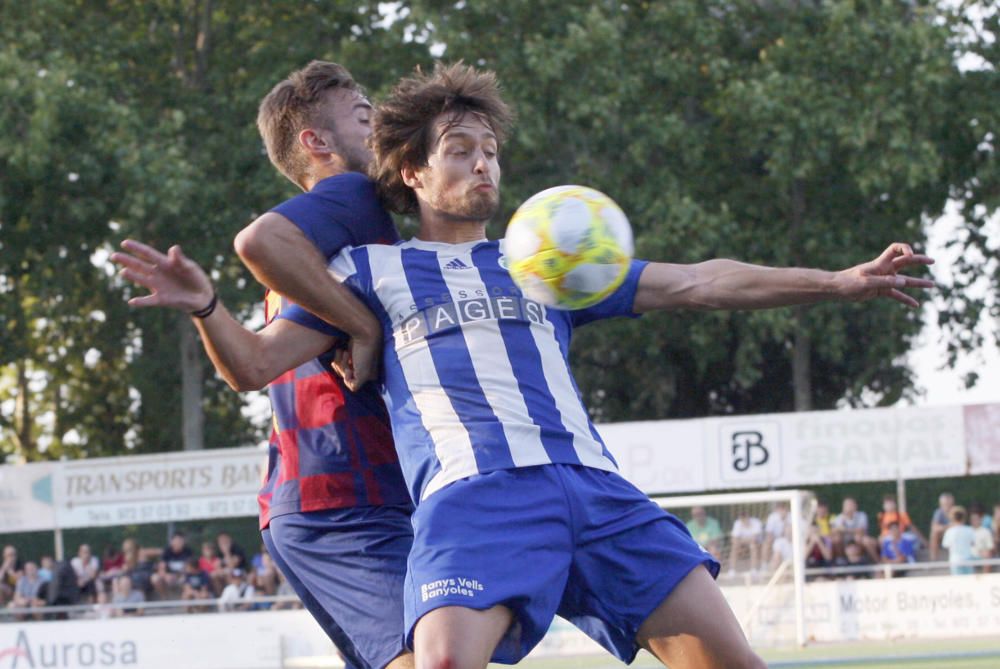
[401,163,422,189]
[299,128,331,157]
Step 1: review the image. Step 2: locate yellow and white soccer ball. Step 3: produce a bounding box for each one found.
[504,185,634,310]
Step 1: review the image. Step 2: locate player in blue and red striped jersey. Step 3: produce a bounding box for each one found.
[113,61,413,669]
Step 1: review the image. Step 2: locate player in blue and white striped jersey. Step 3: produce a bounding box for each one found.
[118,64,934,669]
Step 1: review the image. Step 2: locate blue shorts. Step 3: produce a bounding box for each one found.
[263,504,413,669]
[404,464,719,664]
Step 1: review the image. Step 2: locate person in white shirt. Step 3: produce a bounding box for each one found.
[217,568,255,612]
[728,512,763,575]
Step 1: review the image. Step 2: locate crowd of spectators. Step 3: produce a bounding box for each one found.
[685,492,1000,581]
[0,531,299,621]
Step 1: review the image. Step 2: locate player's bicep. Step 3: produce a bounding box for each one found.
[632,261,701,312]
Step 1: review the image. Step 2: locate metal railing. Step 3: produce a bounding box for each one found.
[804,556,1000,579]
[0,593,303,619]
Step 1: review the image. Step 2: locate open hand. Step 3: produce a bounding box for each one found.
[111,240,215,312]
[836,243,935,307]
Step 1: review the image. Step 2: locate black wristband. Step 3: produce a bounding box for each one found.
[190,292,218,319]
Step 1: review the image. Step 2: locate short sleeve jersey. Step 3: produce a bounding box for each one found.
[280,237,648,503]
[880,535,917,562]
[256,173,410,529]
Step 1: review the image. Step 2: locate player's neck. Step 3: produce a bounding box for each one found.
[417,212,488,244]
[302,159,353,191]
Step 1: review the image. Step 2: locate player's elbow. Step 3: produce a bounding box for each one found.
[227,374,267,393]
[233,219,269,266]
[218,360,273,393]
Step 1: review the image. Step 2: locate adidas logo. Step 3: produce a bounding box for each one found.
[443,258,472,270]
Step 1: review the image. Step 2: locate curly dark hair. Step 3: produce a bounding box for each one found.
[370,62,514,215]
[257,61,361,188]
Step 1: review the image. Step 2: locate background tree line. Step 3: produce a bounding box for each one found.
[1,0,997,463]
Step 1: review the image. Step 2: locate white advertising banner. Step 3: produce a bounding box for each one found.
[0,610,333,669]
[0,461,57,533]
[600,419,705,494]
[52,447,264,529]
[604,405,969,495]
[702,405,967,489]
[965,403,1000,475]
[723,573,1000,646]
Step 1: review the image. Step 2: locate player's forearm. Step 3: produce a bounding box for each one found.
[635,259,843,312]
[235,216,380,339]
[191,304,286,391]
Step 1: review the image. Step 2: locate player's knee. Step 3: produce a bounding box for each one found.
[416,655,462,669]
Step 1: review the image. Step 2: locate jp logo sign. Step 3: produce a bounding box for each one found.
[719,422,781,484]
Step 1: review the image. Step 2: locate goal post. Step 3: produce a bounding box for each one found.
[651,489,815,648]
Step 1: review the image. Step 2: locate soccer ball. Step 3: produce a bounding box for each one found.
[504,185,634,310]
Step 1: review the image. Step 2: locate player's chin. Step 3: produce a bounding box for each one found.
[464,193,499,220]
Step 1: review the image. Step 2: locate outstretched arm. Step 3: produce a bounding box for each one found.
[112,240,335,391]
[234,213,380,389]
[633,243,934,313]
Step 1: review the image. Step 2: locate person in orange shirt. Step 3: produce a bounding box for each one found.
[878,493,927,547]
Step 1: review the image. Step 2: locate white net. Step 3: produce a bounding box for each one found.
[654,489,816,648]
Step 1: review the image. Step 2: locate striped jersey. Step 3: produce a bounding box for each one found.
[256,173,411,529]
[280,237,648,503]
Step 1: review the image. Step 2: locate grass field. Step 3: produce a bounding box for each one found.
[491,636,1000,668]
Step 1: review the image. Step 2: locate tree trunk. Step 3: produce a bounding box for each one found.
[14,360,32,457]
[789,177,812,411]
[792,311,813,411]
[179,318,204,450]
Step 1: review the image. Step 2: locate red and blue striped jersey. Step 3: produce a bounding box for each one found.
[255,173,410,529]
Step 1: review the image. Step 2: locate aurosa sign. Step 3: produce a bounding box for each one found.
[0,631,137,668]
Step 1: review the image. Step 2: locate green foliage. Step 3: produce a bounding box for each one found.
[410,0,990,420]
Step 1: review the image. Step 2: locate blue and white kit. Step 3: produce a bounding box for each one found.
[282,238,719,664]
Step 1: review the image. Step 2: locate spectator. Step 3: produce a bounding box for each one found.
[728,511,763,575]
[119,538,156,596]
[804,522,833,572]
[929,492,955,561]
[880,521,918,577]
[70,544,100,602]
[217,568,255,612]
[111,574,145,617]
[836,542,874,579]
[942,506,976,575]
[763,502,790,567]
[814,500,833,539]
[45,560,81,619]
[877,494,925,544]
[832,497,880,563]
[0,545,23,606]
[970,508,995,572]
[180,557,212,612]
[91,590,114,620]
[37,556,54,584]
[970,502,992,532]
[98,544,125,594]
[994,503,1000,550]
[253,550,279,597]
[7,561,45,620]
[151,531,192,599]
[198,541,221,584]
[685,506,724,560]
[211,532,247,594]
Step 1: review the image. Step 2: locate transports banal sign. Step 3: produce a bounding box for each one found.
[0,631,137,668]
